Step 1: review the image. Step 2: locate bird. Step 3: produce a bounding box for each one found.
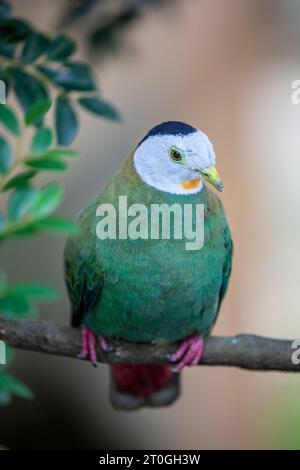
[64,121,233,409]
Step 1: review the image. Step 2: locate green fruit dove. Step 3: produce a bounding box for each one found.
[64,121,233,409]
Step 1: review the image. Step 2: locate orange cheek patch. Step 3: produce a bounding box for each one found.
[181,179,201,190]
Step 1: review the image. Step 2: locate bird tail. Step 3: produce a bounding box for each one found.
[110,364,180,410]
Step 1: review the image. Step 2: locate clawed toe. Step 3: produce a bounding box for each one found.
[168,334,204,373]
[77,327,111,366]
[98,336,114,353]
[166,353,177,363]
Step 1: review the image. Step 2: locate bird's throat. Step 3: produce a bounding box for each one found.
[181,178,201,190]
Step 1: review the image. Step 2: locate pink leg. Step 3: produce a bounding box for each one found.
[168,333,204,373]
[77,326,113,367]
[88,329,97,367]
[77,326,89,358]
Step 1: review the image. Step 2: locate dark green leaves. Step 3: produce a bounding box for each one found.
[0,280,57,318]
[45,148,78,158]
[79,96,121,121]
[2,170,36,191]
[52,62,96,92]
[47,34,76,61]
[36,216,78,234]
[7,283,57,300]
[0,135,12,174]
[0,18,31,44]
[7,184,62,223]
[0,41,14,58]
[0,182,77,242]
[30,127,53,155]
[30,183,63,219]
[0,7,120,154]
[26,146,78,172]
[0,4,122,429]
[12,69,48,112]
[0,105,19,136]
[7,186,37,221]
[21,32,49,63]
[26,157,67,171]
[36,65,58,81]
[0,374,33,403]
[25,98,51,126]
[55,96,78,145]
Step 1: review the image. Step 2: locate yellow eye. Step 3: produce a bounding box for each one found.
[170,148,183,162]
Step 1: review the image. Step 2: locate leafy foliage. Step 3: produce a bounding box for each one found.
[0,275,57,317]
[0,1,121,145]
[0,0,121,429]
[0,102,79,243]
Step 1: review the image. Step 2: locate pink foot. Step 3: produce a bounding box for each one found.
[167,333,204,373]
[77,326,113,368]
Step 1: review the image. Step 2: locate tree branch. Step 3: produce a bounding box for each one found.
[0,318,299,371]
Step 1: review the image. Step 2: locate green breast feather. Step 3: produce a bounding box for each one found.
[64,156,233,343]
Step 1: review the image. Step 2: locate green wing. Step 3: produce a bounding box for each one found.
[64,202,104,327]
[218,224,233,310]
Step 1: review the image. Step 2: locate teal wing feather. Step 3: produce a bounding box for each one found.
[217,224,233,310]
[64,201,104,327]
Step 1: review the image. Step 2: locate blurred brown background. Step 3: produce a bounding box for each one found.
[1,0,300,449]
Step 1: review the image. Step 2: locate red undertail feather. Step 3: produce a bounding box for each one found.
[113,364,172,397]
[111,364,180,409]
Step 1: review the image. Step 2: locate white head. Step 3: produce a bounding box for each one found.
[133,121,223,195]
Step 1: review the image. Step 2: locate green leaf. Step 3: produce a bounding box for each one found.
[0,42,15,58]
[0,18,31,43]
[52,62,96,91]
[30,127,53,155]
[0,282,56,317]
[44,148,79,159]
[8,222,40,238]
[7,186,37,221]
[79,96,121,121]
[47,34,76,61]
[55,96,78,146]
[37,216,79,234]
[0,374,33,400]
[26,157,67,171]
[25,98,51,126]
[8,283,57,301]
[2,170,36,190]
[30,183,63,219]
[37,65,59,80]
[0,135,12,174]
[12,69,48,112]
[21,32,50,63]
[0,104,19,135]
[0,294,33,316]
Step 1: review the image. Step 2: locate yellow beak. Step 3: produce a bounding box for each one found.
[200,166,224,192]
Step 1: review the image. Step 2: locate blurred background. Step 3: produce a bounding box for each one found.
[1,0,300,449]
